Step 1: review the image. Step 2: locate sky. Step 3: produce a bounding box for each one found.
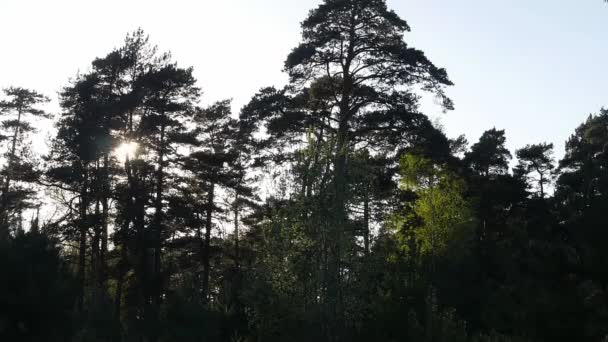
[0,0,606,161]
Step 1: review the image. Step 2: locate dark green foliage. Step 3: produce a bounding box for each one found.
[0,231,76,342]
[160,287,224,342]
[2,1,608,342]
[515,143,555,198]
[465,128,512,177]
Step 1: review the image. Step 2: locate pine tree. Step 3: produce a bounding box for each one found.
[242,1,453,335]
[185,100,239,303]
[0,87,50,240]
[515,143,555,198]
[465,128,512,177]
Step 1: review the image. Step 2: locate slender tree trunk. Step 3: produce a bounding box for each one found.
[92,195,101,296]
[234,198,239,269]
[196,213,203,292]
[101,154,109,286]
[539,171,545,199]
[125,151,148,331]
[0,106,23,239]
[114,221,130,320]
[327,119,348,341]
[145,122,167,342]
[202,182,215,303]
[153,123,166,308]
[92,161,101,294]
[135,195,147,314]
[425,187,438,342]
[363,191,370,255]
[78,164,89,312]
[16,208,23,233]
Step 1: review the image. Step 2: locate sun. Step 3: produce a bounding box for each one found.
[114,141,138,161]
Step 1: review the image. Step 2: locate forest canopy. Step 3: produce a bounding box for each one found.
[1,1,607,341]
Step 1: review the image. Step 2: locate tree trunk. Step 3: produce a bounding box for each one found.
[153,123,166,308]
[77,164,89,312]
[114,221,130,321]
[92,195,101,294]
[363,191,370,255]
[202,182,215,303]
[327,119,348,340]
[539,171,545,199]
[234,198,239,269]
[101,154,110,286]
[92,161,101,293]
[324,21,356,338]
[0,105,23,239]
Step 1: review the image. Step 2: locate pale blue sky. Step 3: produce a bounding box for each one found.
[0,0,606,160]
[396,0,608,160]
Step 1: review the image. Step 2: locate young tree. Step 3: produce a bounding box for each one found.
[398,153,473,273]
[396,153,474,342]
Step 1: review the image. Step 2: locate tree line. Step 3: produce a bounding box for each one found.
[1,0,607,341]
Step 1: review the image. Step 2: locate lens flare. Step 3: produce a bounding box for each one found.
[114,141,138,161]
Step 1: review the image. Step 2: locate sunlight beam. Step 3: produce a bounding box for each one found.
[114,141,138,162]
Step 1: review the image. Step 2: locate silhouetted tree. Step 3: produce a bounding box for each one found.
[0,87,50,240]
[243,1,453,337]
[515,143,555,198]
[465,128,512,177]
[2,3,608,342]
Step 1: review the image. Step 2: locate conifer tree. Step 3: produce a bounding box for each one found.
[515,143,555,198]
[0,87,50,240]
[242,2,453,333]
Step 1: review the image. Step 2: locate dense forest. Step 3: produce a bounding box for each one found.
[1,0,607,341]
